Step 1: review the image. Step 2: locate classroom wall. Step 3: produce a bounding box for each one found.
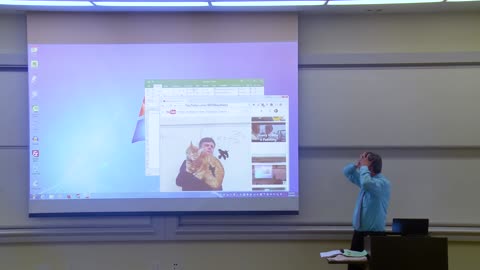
[1,11,480,270]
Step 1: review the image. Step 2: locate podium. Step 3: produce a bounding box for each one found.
[365,235,448,270]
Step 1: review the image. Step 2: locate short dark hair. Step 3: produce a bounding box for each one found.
[198,137,215,148]
[366,152,382,174]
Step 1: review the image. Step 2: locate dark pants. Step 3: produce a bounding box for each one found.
[348,231,386,270]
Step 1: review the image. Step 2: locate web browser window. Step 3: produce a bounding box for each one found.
[150,95,289,193]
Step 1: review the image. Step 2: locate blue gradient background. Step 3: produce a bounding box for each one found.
[29,42,298,196]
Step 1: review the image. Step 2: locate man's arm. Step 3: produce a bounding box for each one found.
[358,166,383,196]
[176,160,215,191]
[176,160,189,187]
[343,163,361,187]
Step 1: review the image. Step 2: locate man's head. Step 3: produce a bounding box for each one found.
[365,152,382,175]
[198,137,216,155]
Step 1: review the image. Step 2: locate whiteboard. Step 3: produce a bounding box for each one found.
[299,67,480,147]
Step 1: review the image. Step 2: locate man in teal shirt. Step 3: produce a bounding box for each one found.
[343,152,391,270]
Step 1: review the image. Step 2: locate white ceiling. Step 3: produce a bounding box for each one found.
[0,1,479,14]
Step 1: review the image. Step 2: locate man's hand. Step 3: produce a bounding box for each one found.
[193,170,205,180]
[358,152,371,167]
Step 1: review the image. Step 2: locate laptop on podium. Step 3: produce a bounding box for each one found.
[392,218,429,236]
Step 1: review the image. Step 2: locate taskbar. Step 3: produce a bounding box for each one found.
[30,191,298,200]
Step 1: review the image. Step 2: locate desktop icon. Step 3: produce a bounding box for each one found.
[32,105,39,112]
[30,60,39,68]
[30,47,38,53]
[32,136,39,142]
[32,150,40,157]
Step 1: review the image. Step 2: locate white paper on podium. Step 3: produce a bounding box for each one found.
[320,250,342,258]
